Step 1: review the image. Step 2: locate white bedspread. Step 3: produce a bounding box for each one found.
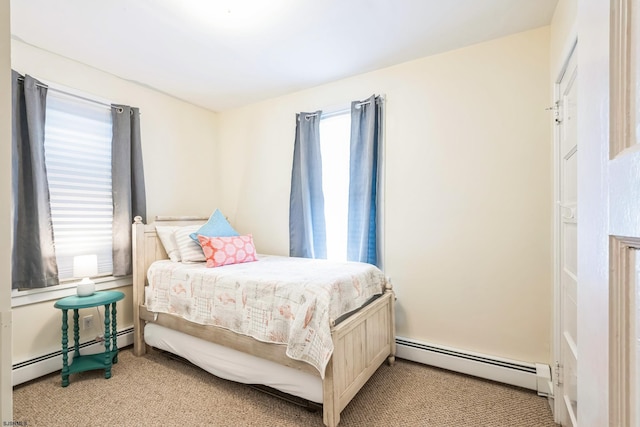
[144,255,386,377]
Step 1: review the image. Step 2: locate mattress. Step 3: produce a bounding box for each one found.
[144,323,324,403]
[144,254,386,376]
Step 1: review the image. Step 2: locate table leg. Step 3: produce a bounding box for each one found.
[103,303,112,379]
[61,309,69,387]
[111,302,118,364]
[73,309,80,358]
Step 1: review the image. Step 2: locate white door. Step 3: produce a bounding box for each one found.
[554,47,578,427]
[579,0,640,424]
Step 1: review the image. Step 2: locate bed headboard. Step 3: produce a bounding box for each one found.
[131,215,207,352]
[132,215,208,278]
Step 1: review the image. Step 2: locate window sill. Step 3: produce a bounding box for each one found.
[11,276,132,308]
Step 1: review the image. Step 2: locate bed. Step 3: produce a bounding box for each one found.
[132,216,396,426]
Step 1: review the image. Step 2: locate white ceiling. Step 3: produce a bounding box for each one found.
[10,0,558,112]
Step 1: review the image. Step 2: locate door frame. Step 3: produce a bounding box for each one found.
[553,38,578,425]
[608,0,640,424]
[577,0,640,423]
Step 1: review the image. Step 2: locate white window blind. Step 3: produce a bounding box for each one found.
[44,90,113,281]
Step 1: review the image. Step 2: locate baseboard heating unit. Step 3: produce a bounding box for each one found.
[12,327,133,386]
[395,337,552,397]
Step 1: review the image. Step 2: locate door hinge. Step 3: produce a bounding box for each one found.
[554,361,562,386]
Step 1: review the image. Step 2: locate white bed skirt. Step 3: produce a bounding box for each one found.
[144,323,323,403]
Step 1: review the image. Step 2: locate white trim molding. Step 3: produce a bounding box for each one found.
[11,276,132,308]
[609,236,640,427]
[16,331,552,397]
[396,337,552,396]
[12,327,133,386]
[610,0,635,158]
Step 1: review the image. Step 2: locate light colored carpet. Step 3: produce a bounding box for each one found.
[13,347,557,426]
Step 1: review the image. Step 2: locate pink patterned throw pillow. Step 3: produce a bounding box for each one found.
[197,234,257,268]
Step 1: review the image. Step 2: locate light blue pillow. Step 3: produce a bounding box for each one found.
[190,209,239,242]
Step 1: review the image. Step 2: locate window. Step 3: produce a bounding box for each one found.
[291,95,382,267]
[319,111,350,261]
[44,90,113,281]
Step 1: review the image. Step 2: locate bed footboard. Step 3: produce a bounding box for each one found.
[322,283,396,427]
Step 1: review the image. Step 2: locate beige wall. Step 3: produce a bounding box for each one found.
[218,27,553,364]
[10,40,220,363]
[1,0,13,422]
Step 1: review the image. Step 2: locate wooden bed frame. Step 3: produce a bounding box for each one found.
[131,216,396,426]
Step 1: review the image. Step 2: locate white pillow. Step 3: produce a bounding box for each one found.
[155,226,182,262]
[174,225,206,263]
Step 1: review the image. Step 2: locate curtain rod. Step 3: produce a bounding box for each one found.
[16,76,115,110]
[320,107,349,119]
[355,94,385,108]
[299,95,385,120]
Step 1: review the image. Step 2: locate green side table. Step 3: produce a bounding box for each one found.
[54,290,125,387]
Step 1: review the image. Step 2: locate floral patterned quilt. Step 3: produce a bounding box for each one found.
[144,254,386,377]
